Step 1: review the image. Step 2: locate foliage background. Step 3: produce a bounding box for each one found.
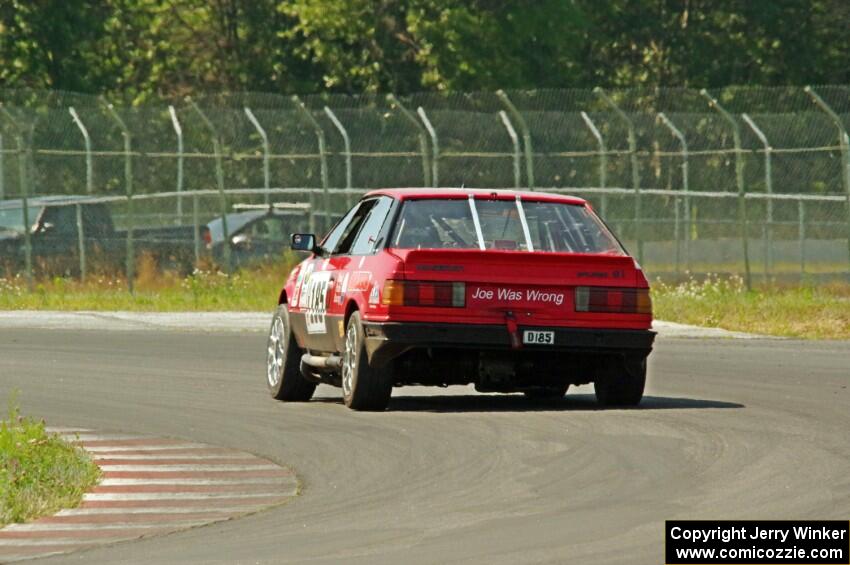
[1,1,848,103]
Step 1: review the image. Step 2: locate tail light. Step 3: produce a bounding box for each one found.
[382,280,465,308]
[575,287,651,314]
[203,228,212,247]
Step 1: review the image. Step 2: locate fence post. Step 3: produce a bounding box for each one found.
[804,86,850,273]
[580,111,608,216]
[416,107,439,188]
[701,89,751,291]
[103,100,135,293]
[75,203,87,281]
[741,114,773,277]
[595,87,643,264]
[323,106,353,207]
[168,105,194,261]
[68,107,93,194]
[244,107,271,206]
[498,111,522,189]
[68,109,91,281]
[386,94,431,188]
[187,97,230,271]
[496,90,534,188]
[658,112,690,274]
[798,199,806,276]
[0,134,4,200]
[0,104,33,290]
[293,96,330,230]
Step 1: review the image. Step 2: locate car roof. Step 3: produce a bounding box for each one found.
[207,211,266,242]
[0,195,102,209]
[207,210,294,242]
[362,188,587,206]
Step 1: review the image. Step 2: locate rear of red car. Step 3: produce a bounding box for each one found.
[361,190,654,405]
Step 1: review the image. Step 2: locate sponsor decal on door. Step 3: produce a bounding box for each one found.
[305,270,332,334]
[296,262,316,309]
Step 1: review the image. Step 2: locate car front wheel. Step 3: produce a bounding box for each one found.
[267,305,316,401]
[341,311,393,411]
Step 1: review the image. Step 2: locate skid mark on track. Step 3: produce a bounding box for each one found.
[0,428,298,563]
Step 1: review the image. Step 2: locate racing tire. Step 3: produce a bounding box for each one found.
[594,356,646,407]
[341,311,393,411]
[523,385,569,399]
[267,305,316,401]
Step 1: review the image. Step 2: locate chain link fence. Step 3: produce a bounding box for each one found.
[1,86,848,290]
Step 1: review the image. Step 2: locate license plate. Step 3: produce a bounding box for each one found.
[523,330,554,345]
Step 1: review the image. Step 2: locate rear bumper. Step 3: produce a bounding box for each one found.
[362,321,655,366]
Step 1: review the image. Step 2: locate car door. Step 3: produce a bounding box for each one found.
[232,215,287,265]
[33,205,77,274]
[296,197,394,354]
[290,202,365,353]
[325,196,395,353]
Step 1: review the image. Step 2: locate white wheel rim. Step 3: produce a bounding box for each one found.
[267,316,285,387]
[341,323,357,396]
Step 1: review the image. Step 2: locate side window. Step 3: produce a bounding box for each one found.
[350,197,393,255]
[320,203,361,253]
[332,199,377,255]
[249,217,287,242]
[84,205,114,237]
[40,207,76,235]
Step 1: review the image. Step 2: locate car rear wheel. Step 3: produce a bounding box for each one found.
[267,305,316,401]
[594,356,646,407]
[523,385,569,399]
[341,311,393,411]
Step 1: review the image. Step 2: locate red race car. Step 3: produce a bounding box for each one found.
[267,188,654,411]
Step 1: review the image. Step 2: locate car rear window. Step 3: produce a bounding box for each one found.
[389,197,624,254]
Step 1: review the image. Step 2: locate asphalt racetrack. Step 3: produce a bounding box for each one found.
[1,328,848,564]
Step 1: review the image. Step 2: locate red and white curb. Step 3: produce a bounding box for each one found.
[0,428,298,563]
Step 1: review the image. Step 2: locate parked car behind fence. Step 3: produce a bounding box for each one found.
[0,196,204,277]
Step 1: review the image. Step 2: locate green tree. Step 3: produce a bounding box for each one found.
[279,0,590,92]
[1,0,848,99]
[578,0,850,87]
[0,0,111,92]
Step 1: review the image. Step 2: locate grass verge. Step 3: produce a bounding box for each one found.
[652,275,850,340]
[0,257,848,339]
[0,404,100,527]
[0,256,297,312]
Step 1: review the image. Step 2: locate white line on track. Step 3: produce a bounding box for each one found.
[101,478,294,486]
[91,453,250,461]
[0,552,69,563]
[4,522,206,532]
[98,464,278,472]
[84,492,287,501]
[56,507,259,516]
[0,538,142,547]
[82,444,212,452]
[59,434,149,442]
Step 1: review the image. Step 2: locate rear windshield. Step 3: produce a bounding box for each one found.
[389,198,624,254]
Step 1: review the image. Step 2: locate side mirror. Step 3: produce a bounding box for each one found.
[291,233,317,253]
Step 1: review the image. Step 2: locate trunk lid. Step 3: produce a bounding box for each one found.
[389,248,643,325]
